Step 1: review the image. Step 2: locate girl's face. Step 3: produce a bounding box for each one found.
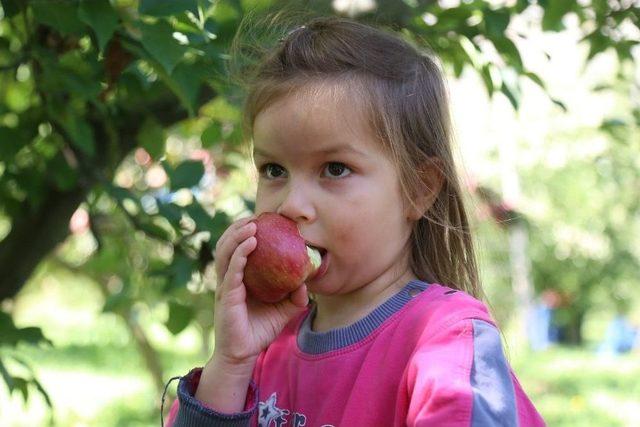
[252,88,416,297]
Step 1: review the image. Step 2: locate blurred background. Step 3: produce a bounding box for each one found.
[0,0,638,425]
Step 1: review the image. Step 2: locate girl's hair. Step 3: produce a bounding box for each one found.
[228,12,481,298]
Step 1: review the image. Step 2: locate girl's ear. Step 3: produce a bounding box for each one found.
[406,157,445,221]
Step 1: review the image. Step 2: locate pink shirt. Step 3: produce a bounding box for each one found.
[166,281,545,426]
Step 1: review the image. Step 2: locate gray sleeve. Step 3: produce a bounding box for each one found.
[173,368,257,427]
[470,319,518,427]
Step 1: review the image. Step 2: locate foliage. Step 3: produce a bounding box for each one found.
[0,311,53,413]
[524,76,640,343]
[0,0,249,404]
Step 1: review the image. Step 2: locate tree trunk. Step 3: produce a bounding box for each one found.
[564,310,584,345]
[0,187,88,301]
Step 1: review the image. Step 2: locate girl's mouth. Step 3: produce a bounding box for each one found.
[304,241,328,281]
[308,247,329,281]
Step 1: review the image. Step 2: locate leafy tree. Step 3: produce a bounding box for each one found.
[525,78,640,344]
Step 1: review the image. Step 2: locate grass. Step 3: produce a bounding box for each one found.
[512,347,640,426]
[2,340,202,426]
[1,272,203,427]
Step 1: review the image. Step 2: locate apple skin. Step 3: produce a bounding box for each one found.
[244,213,321,303]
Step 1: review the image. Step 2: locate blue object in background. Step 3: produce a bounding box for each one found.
[598,315,638,355]
[528,290,567,351]
[528,303,559,351]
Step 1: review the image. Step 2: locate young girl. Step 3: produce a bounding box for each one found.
[165,15,544,426]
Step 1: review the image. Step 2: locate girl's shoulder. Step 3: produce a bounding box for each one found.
[402,282,496,331]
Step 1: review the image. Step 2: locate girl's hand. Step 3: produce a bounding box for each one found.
[211,215,309,368]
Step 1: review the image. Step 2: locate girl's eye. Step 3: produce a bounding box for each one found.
[324,162,351,178]
[260,163,287,179]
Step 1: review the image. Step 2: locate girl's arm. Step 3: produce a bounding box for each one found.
[406,318,545,426]
[164,365,258,427]
[165,216,309,426]
[194,354,257,412]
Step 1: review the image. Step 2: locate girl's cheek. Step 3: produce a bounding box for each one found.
[255,186,282,212]
[332,217,357,244]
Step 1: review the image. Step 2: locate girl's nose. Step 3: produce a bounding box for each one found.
[276,183,316,223]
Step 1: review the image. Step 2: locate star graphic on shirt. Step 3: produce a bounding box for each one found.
[258,392,289,427]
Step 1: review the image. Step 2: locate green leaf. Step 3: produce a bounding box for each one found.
[452,56,464,78]
[435,6,473,30]
[0,127,26,159]
[166,253,194,290]
[242,197,255,213]
[500,69,520,110]
[592,83,611,92]
[32,0,85,35]
[165,60,208,116]
[7,358,52,411]
[185,203,230,241]
[5,80,33,113]
[584,30,610,60]
[514,0,532,13]
[551,98,567,112]
[139,0,199,17]
[13,376,29,402]
[30,376,53,409]
[157,202,183,226]
[600,118,627,134]
[17,327,52,346]
[0,0,22,17]
[0,312,52,347]
[49,151,78,191]
[166,300,194,334]
[138,20,186,74]
[78,0,119,51]
[102,289,133,313]
[108,185,139,205]
[137,216,173,241]
[42,50,102,100]
[524,71,546,90]
[201,96,240,122]
[541,0,575,31]
[491,36,523,71]
[614,41,635,63]
[480,64,495,98]
[136,117,166,160]
[484,8,510,38]
[165,160,204,191]
[0,360,14,391]
[59,115,96,157]
[201,122,223,148]
[501,84,519,110]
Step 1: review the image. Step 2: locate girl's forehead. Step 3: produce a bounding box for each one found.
[253,87,375,149]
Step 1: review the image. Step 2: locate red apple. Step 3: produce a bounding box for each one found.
[244,213,322,303]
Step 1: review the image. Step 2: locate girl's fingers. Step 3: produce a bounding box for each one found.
[214,216,255,257]
[215,219,256,279]
[290,284,309,308]
[219,236,257,294]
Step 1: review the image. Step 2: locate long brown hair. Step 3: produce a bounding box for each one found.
[228,12,481,298]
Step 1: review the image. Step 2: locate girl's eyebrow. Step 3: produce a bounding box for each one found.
[253,144,367,157]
